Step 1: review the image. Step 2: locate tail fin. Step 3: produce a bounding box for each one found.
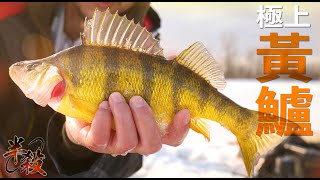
[237,130,285,177]
[190,111,286,177]
[237,110,287,177]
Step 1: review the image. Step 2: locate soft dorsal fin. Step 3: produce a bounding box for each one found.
[175,42,226,90]
[81,8,164,57]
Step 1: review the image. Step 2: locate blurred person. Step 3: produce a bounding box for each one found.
[0,2,190,178]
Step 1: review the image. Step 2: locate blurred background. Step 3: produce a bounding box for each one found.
[132,2,320,178]
[152,2,320,79]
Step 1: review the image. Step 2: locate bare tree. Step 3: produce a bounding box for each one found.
[221,32,238,78]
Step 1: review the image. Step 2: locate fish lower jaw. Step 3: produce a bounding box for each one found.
[25,85,55,107]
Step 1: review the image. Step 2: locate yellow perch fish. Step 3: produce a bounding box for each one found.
[9,9,283,176]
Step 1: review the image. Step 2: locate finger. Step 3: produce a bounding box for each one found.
[129,96,162,155]
[167,55,177,60]
[83,101,113,151]
[162,109,190,146]
[108,92,138,155]
[65,116,90,145]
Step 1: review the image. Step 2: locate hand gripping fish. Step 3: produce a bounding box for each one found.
[9,9,286,176]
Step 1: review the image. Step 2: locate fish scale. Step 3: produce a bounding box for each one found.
[73,49,107,104]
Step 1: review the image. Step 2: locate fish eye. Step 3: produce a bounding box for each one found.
[31,62,42,68]
[25,62,42,72]
[25,64,33,72]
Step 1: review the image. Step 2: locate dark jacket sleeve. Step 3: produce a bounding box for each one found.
[46,112,142,178]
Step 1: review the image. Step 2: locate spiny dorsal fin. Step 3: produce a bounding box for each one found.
[176,42,226,90]
[81,8,164,57]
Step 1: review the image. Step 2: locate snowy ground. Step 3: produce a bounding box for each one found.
[131,79,320,178]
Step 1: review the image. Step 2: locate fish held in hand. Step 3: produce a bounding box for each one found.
[9,8,286,176]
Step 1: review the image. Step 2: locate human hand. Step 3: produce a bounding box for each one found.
[65,92,190,156]
[167,55,177,60]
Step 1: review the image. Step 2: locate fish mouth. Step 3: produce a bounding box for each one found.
[9,67,15,83]
[8,62,21,85]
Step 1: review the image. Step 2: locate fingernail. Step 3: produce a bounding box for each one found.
[110,92,125,103]
[131,96,146,108]
[96,144,107,149]
[99,101,109,110]
[121,146,136,156]
[184,118,190,126]
[182,110,191,126]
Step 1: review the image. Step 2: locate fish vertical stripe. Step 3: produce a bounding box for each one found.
[139,53,175,134]
[116,49,143,100]
[149,57,175,134]
[104,47,120,97]
[172,62,181,113]
[198,79,210,110]
[173,64,203,117]
[139,53,154,103]
[70,46,109,103]
[68,47,83,86]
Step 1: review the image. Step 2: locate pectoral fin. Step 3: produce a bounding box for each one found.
[68,95,98,123]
